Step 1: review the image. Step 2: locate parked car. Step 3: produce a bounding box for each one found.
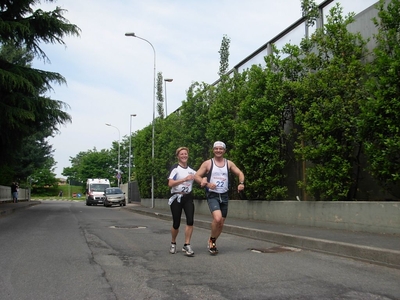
[103,187,126,207]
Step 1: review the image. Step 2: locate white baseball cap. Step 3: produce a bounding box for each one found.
[213,141,226,149]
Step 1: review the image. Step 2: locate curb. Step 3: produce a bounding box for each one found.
[127,207,400,269]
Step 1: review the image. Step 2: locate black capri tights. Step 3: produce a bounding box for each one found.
[170,193,195,229]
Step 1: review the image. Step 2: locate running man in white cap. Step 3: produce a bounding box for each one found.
[194,141,245,254]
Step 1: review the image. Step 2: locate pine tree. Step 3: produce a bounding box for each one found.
[0,0,80,183]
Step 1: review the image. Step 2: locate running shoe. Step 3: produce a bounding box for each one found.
[169,243,177,254]
[182,244,194,256]
[208,238,218,255]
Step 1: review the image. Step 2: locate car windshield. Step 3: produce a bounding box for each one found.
[91,184,109,192]
[106,188,123,195]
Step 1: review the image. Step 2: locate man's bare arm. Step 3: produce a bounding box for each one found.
[194,160,209,185]
[229,160,245,192]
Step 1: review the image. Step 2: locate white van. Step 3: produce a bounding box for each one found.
[86,178,111,206]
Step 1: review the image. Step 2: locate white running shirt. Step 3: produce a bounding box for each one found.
[168,164,195,194]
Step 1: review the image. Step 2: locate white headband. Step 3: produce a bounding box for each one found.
[213,141,226,149]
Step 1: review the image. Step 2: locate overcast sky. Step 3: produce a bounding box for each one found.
[31,0,375,178]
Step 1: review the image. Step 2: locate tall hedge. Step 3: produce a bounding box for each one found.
[130,1,400,201]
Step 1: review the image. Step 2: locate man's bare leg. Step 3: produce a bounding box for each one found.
[209,210,225,254]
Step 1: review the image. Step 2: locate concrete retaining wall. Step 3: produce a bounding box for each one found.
[141,198,400,235]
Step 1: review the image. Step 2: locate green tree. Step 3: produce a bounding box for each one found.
[14,130,56,182]
[156,71,164,118]
[293,3,369,200]
[180,82,214,167]
[62,148,113,187]
[359,0,400,197]
[236,49,293,200]
[133,125,153,197]
[30,157,58,194]
[119,134,132,184]
[131,81,216,199]
[218,34,230,77]
[153,115,181,197]
[301,0,319,26]
[0,0,80,180]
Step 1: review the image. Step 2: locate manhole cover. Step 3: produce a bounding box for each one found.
[109,225,147,229]
[249,246,301,253]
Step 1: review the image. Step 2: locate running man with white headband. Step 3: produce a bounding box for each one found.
[194,141,245,255]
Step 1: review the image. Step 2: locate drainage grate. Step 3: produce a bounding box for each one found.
[249,246,301,253]
[109,225,147,229]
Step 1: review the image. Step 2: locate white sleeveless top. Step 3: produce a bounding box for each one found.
[208,159,229,194]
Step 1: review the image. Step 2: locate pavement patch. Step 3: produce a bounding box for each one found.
[250,246,301,253]
[109,225,146,229]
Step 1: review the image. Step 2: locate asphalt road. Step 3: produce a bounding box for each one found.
[0,201,399,300]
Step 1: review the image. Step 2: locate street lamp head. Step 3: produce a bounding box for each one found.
[125,32,136,37]
[131,114,137,117]
[164,78,173,82]
[105,123,119,135]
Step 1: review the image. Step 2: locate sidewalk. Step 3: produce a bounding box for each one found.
[0,200,41,217]
[2,201,399,269]
[125,203,400,269]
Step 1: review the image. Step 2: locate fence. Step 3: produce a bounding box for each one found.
[0,185,29,202]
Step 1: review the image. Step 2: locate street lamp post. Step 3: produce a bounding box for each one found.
[128,114,137,183]
[128,114,137,204]
[164,78,173,116]
[105,123,121,187]
[125,32,156,208]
